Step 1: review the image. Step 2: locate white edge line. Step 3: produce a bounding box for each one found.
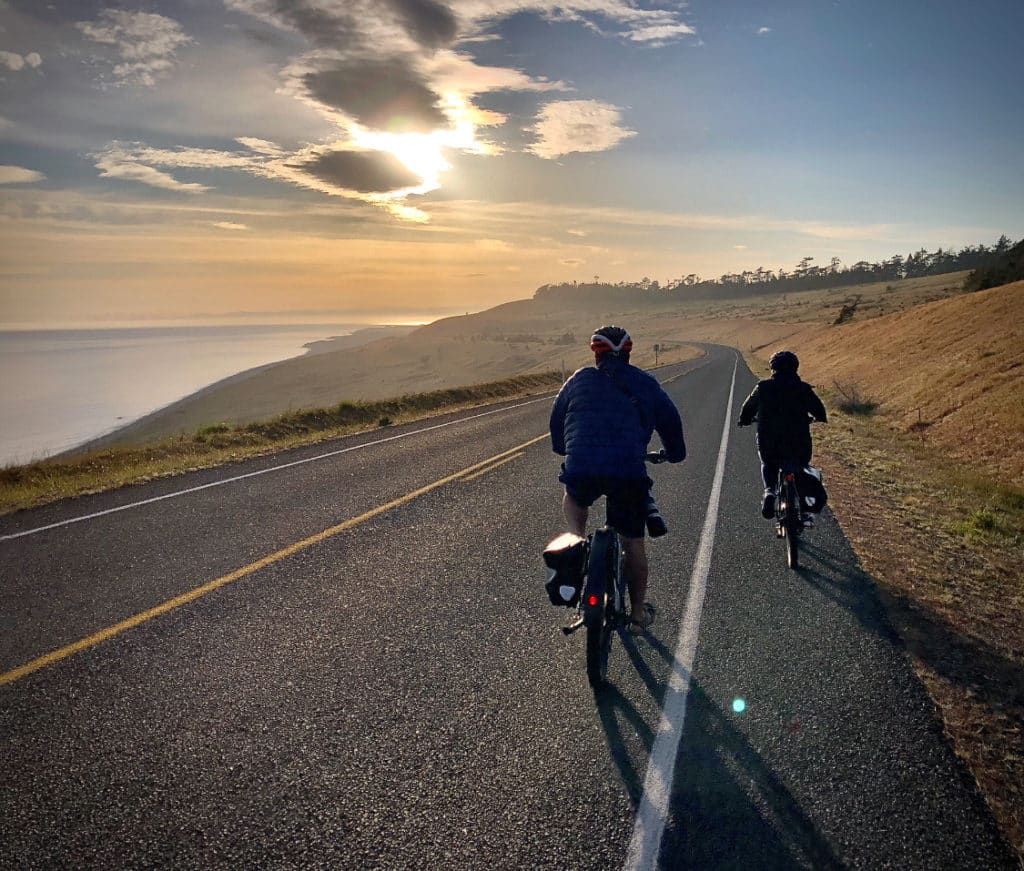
[1,394,554,542]
[624,354,737,871]
[1,360,695,543]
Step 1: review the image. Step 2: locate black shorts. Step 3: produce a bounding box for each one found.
[560,473,651,539]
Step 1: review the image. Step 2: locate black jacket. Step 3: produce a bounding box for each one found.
[738,372,827,465]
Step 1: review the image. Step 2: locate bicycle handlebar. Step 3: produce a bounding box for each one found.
[738,414,824,428]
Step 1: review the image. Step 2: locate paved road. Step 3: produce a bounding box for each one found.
[1,345,1015,869]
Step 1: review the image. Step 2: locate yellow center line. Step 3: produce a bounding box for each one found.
[461,452,526,482]
[1,434,548,687]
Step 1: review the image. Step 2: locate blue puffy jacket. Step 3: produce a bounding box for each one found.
[549,356,686,479]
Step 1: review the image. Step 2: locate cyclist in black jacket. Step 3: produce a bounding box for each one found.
[738,350,827,518]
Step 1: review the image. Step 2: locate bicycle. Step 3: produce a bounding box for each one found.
[561,451,667,690]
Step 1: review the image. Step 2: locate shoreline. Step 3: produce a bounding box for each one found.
[27,325,416,464]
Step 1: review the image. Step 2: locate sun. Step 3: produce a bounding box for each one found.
[351,126,455,198]
[351,94,493,198]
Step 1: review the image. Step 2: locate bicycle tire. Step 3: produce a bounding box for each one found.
[584,529,616,690]
[784,480,800,569]
[586,620,611,690]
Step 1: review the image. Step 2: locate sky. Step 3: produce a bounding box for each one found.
[1,0,1022,327]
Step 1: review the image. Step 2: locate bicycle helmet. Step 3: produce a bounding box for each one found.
[769,349,799,373]
[590,325,633,358]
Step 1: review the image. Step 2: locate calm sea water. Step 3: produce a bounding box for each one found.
[0,324,365,466]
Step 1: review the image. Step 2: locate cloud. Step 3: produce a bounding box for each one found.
[567,229,587,237]
[79,1,688,220]
[0,166,46,185]
[94,149,209,193]
[228,0,696,51]
[301,59,448,133]
[626,23,697,44]
[391,0,460,48]
[290,149,422,193]
[76,10,191,86]
[458,1,696,46]
[236,138,288,156]
[212,221,249,231]
[226,0,457,52]
[559,258,585,266]
[90,141,430,218]
[475,238,513,251]
[758,27,772,35]
[424,199,898,244]
[528,100,637,159]
[0,50,42,71]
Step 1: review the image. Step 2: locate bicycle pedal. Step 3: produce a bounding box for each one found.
[562,617,584,635]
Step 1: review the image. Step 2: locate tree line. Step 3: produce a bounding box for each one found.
[533,235,1019,304]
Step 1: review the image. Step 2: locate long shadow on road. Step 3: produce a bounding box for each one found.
[798,538,1024,715]
[594,628,842,868]
[797,536,1024,860]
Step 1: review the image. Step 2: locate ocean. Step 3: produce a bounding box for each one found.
[0,324,368,466]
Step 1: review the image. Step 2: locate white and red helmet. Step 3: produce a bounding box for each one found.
[590,325,633,357]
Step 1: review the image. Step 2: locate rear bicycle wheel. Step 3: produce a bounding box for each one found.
[784,481,801,569]
[586,620,612,690]
[584,529,616,690]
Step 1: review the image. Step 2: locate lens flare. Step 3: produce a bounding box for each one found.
[732,697,747,714]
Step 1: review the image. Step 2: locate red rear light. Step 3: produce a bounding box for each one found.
[588,595,599,607]
[785,473,795,482]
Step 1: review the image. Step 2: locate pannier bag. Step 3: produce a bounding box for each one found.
[798,466,827,514]
[543,532,587,607]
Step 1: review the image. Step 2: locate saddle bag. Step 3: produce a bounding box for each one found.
[798,466,827,514]
[543,532,587,607]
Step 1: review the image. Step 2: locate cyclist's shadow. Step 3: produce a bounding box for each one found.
[591,630,676,805]
[597,629,841,868]
[593,673,656,805]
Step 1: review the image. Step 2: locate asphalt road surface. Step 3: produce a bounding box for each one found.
[1,345,1016,869]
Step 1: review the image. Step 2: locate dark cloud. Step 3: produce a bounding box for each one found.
[294,149,422,193]
[259,0,456,50]
[388,0,458,49]
[303,60,447,133]
[269,0,355,47]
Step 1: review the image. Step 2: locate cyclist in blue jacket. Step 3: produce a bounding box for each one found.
[550,326,686,633]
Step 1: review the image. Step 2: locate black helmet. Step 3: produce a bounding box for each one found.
[590,325,633,357]
[769,350,799,372]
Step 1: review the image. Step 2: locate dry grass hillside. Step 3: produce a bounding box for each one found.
[798,281,1024,487]
[94,308,702,447]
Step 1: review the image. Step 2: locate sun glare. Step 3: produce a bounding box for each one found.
[351,94,491,210]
